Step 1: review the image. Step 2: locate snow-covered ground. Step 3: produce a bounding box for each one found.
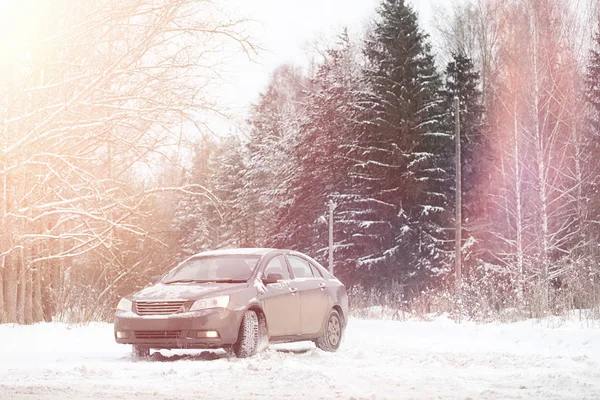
[1,316,599,399]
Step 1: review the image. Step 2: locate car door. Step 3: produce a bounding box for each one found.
[258,255,301,337]
[286,255,331,336]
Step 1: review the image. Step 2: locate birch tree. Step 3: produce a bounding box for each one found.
[485,0,592,311]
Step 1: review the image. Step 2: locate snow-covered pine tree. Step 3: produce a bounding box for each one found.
[208,136,251,248]
[351,0,452,287]
[441,53,486,273]
[442,53,485,220]
[273,31,364,274]
[173,135,250,255]
[173,141,218,257]
[242,65,308,247]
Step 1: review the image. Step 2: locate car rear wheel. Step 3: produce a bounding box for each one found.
[132,345,150,359]
[315,309,342,352]
[233,310,260,358]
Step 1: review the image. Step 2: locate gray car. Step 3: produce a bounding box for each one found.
[114,248,349,358]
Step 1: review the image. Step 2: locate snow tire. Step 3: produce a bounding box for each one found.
[132,345,150,360]
[315,309,342,352]
[233,310,260,358]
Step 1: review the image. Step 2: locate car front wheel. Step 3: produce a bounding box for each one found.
[132,345,150,359]
[232,310,260,358]
[315,309,342,352]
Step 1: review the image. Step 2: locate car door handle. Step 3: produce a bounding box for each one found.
[289,287,298,294]
[318,283,326,290]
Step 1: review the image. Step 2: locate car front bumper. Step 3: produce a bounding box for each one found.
[114,308,243,349]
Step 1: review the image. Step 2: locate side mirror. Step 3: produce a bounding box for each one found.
[262,272,284,285]
[150,275,161,284]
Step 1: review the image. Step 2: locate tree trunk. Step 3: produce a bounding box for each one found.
[24,265,32,325]
[17,251,25,324]
[32,266,44,323]
[0,260,4,323]
[5,255,18,323]
[41,260,56,322]
[531,15,550,312]
[513,106,525,304]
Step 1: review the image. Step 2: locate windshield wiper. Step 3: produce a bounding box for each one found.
[163,279,206,284]
[164,279,247,284]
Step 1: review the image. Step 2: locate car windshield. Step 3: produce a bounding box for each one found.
[162,255,260,284]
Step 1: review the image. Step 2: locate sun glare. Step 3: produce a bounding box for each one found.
[0,0,44,64]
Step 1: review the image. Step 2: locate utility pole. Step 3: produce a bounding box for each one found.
[328,200,336,274]
[454,96,462,287]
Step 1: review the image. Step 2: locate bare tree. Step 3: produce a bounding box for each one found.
[484,0,593,312]
[0,0,252,323]
[433,0,501,106]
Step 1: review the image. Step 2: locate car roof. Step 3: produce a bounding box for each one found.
[181,248,334,278]
[189,248,281,257]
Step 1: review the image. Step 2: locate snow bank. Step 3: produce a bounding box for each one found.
[1,317,599,399]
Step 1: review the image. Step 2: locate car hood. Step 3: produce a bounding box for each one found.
[131,282,247,301]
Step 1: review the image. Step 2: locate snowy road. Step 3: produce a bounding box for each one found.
[1,317,600,399]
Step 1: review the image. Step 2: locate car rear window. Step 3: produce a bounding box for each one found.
[163,255,260,283]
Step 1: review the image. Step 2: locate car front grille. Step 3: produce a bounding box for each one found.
[135,301,186,315]
[134,330,182,339]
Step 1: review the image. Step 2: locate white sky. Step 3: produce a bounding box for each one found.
[217,0,435,130]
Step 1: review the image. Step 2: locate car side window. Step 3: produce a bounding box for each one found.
[310,264,323,279]
[263,256,291,280]
[311,260,334,279]
[287,256,314,279]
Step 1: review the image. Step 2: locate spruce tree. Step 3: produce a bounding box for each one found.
[441,53,486,272]
[242,65,308,247]
[274,32,362,267]
[442,53,485,220]
[172,141,218,257]
[173,136,250,255]
[350,0,452,286]
[208,136,250,248]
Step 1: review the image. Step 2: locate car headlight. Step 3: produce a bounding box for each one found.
[116,298,133,312]
[189,295,230,311]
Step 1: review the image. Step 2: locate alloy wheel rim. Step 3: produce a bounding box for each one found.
[328,316,341,346]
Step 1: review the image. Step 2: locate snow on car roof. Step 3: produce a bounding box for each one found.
[190,248,279,257]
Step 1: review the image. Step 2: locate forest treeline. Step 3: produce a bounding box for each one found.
[1,0,600,323]
[178,0,600,319]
